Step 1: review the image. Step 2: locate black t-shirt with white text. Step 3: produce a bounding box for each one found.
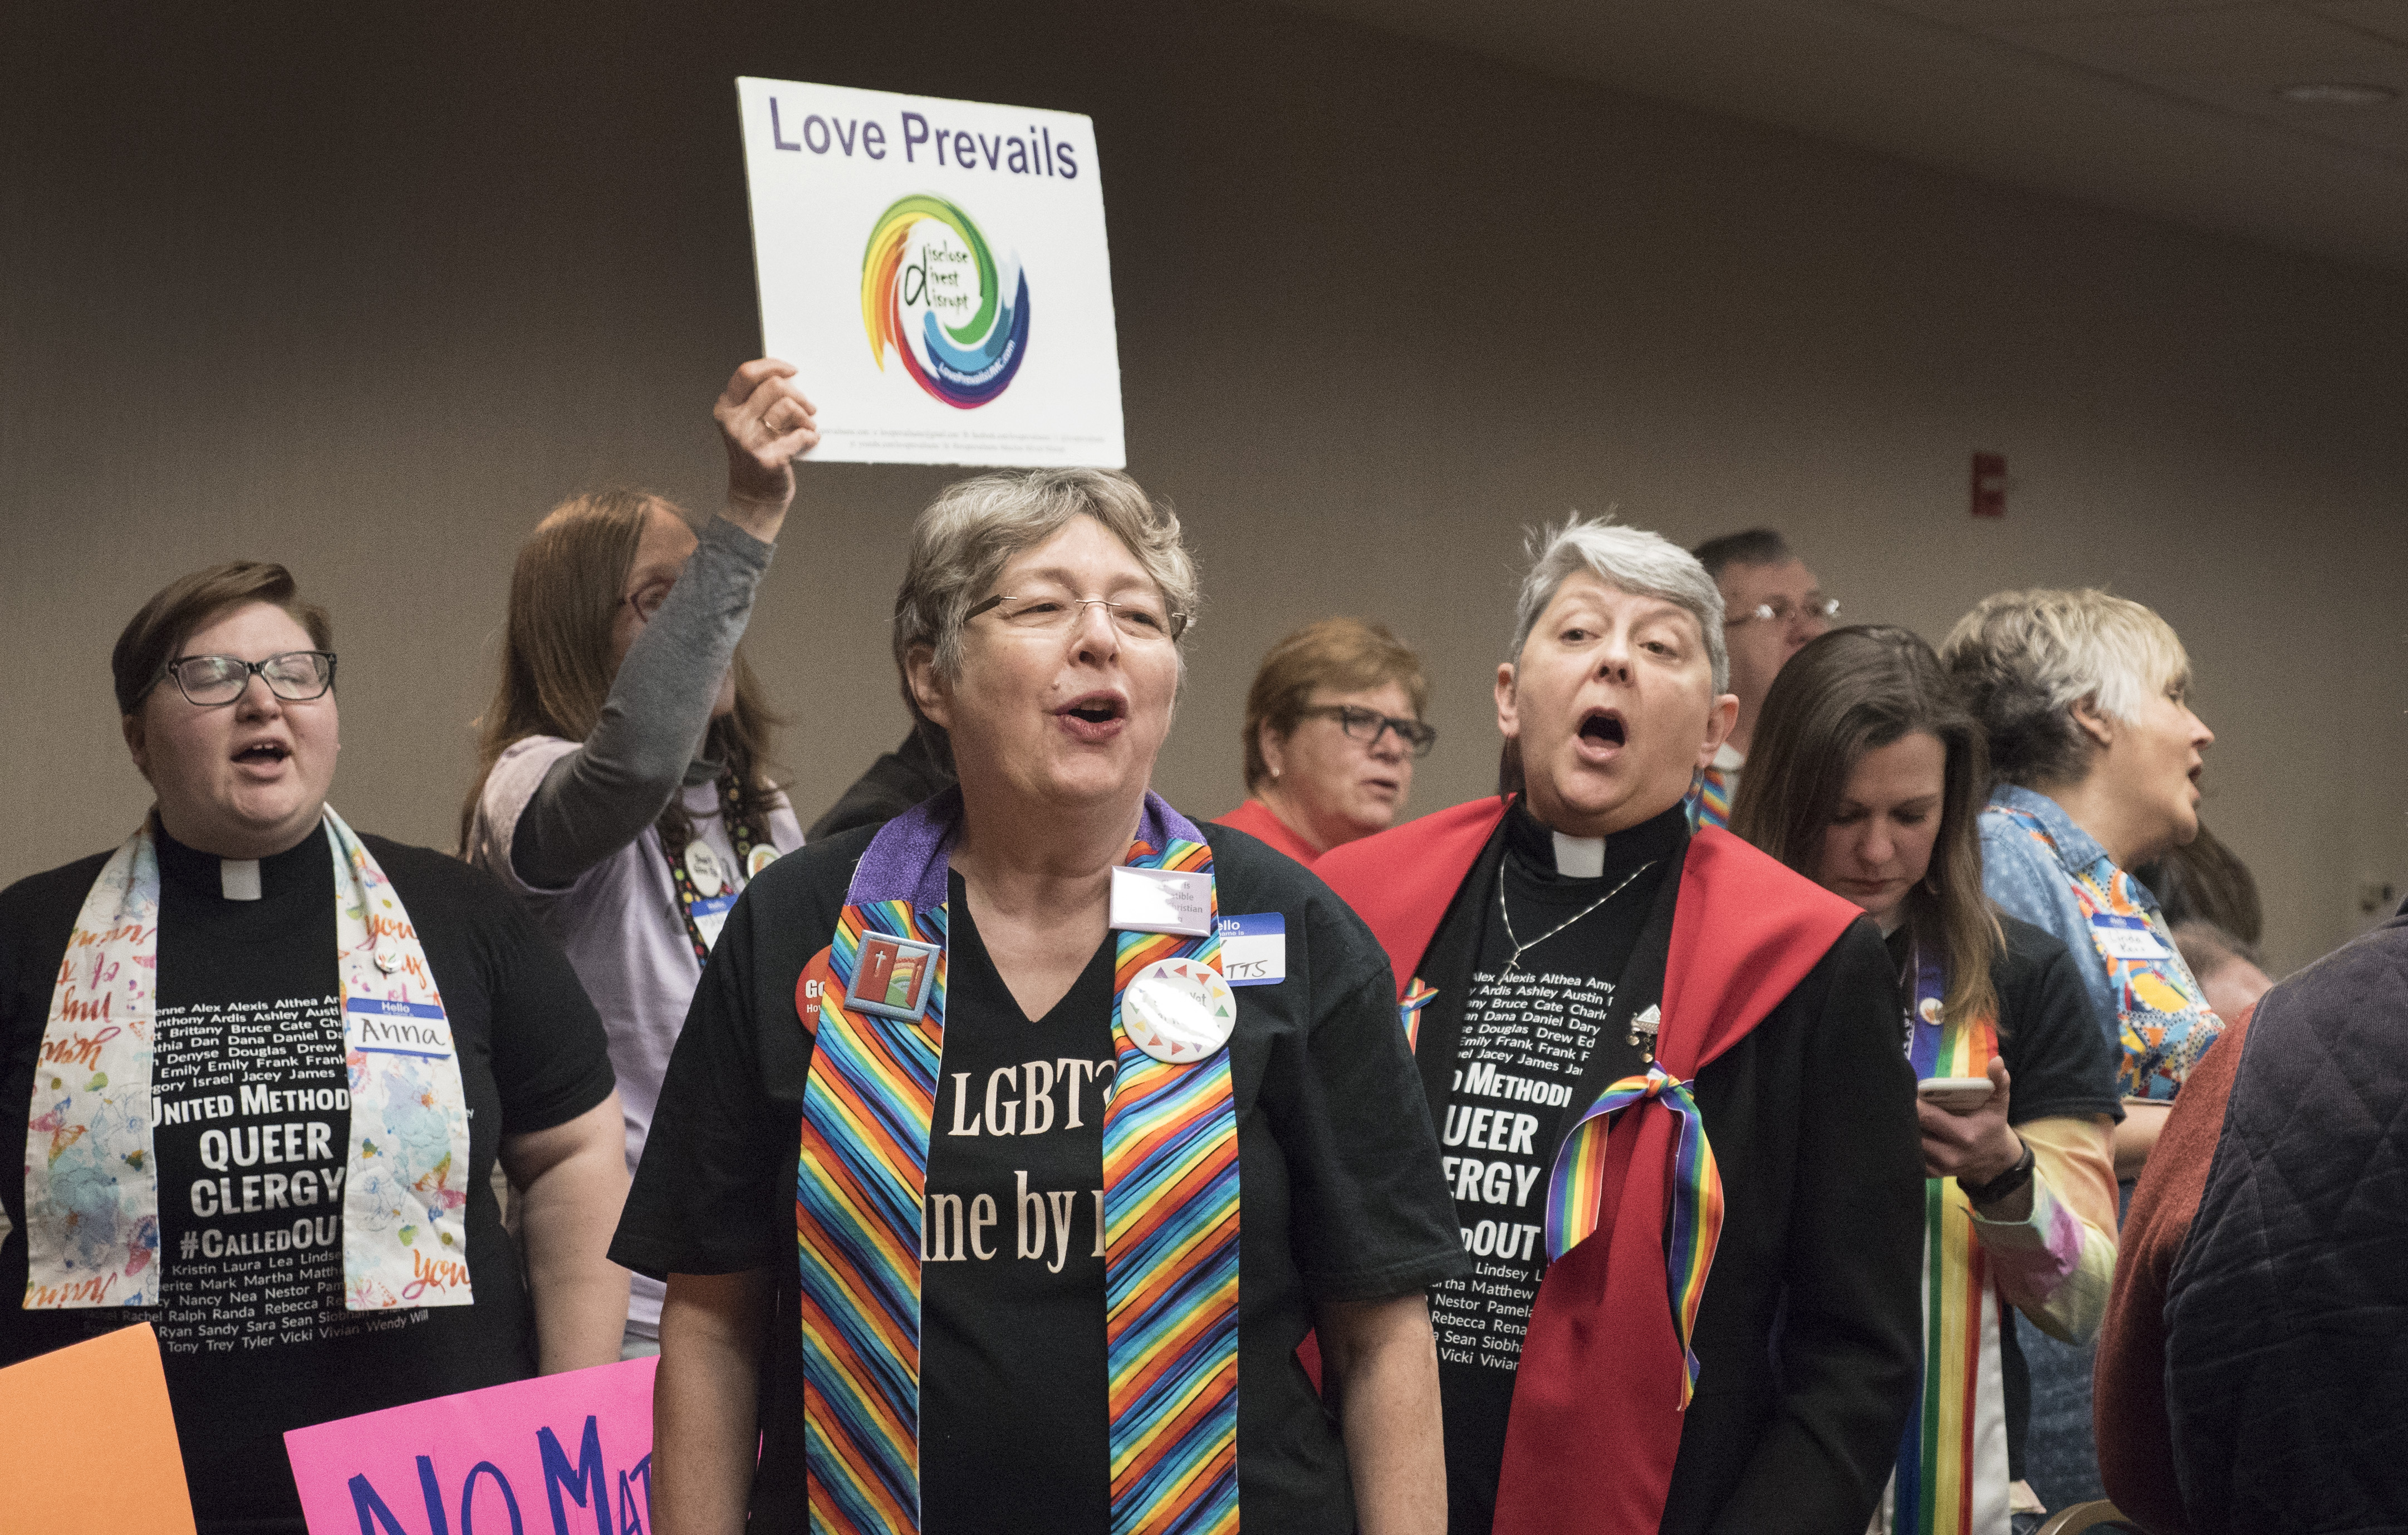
[1433,801,1680,1525]
[0,825,616,1532]
[612,818,1466,1534]
[921,873,1115,1535]
[1405,806,1926,1535]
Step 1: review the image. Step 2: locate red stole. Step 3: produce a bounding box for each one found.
[1316,796,1863,1534]
[1211,797,1322,867]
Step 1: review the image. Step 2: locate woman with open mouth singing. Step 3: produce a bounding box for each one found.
[612,467,1463,1535]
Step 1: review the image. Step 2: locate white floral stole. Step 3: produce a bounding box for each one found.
[21,809,473,1311]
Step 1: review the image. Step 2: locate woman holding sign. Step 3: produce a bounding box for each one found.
[612,468,1463,1534]
[1729,627,2121,1533]
[461,358,815,1358]
[0,561,626,1531]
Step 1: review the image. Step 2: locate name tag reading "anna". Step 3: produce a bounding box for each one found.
[345,996,454,1058]
[1110,865,1213,938]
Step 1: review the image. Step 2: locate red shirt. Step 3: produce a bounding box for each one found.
[1213,798,1321,867]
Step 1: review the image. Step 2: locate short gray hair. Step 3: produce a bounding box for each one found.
[1509,516,1728,694]
[892,468,1201,718]
[1939,587,2190,788]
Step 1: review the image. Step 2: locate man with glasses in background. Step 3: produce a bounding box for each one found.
[1218,616,1437,866]
[1686,529,1840,829]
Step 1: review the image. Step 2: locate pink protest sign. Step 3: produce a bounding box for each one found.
[283,1355,655,1534]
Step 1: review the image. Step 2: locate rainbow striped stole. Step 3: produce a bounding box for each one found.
[1542,1065,1724,1408]
[794,793,1239,1535]
[797,896,949,1534]
[1105,835,1240,1535]
[1889,947,2008,1535]
[1993,805,2220,1100]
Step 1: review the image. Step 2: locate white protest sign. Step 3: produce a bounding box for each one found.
[737,77,1125,467]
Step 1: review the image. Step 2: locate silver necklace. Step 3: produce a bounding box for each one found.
[1497,857,1658,976]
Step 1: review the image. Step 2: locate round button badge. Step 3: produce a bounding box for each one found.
[684,841,726,899]
[746,843,781,880]
[1121,958,1238,1065]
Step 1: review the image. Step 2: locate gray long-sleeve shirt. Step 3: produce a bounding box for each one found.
[511,515,776,889]
[468,514,798,1341]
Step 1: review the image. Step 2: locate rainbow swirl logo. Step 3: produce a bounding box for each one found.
[861,195,1030,409]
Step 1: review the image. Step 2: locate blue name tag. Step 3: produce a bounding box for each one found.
[1218,913,1286,987]
[344,997,445,1021]
[345,994,453,1057]
[691,890,738,952]
[2090,912,2169,961]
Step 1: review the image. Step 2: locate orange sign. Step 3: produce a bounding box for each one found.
[0,1323,196,1532]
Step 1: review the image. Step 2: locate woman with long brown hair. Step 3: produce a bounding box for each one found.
[462,357,816,1358]
[1732,625,2121,1535]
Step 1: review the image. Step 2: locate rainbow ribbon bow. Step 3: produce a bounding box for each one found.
[1397,978,1439,1052]
[1544,1065,1725,1408]
[1690,766,1732,831]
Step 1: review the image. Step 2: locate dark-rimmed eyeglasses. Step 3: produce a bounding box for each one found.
[965,592,1189,642]
[160,651,337,707]
[1727,596,1840,628]
[1300,704,1436,757]
[624,582,673,623]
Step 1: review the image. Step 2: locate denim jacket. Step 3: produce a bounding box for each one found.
[1978,784,2133,1052]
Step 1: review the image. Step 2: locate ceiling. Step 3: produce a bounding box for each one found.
[1279,0,2408,272]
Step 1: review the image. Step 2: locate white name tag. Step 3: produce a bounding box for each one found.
[691,890,738,953]
[2091,913,2169,961]
[1218,914,1286,987]
[1110,865,1214,938]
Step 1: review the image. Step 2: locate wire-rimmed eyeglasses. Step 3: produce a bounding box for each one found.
[1727,596,1841,628]
[159,651,338,707]
[965,592,1189,642]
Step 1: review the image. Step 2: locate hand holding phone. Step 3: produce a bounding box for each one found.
[1917,1076,1997,1113]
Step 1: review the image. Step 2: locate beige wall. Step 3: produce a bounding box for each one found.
[4,1,2402,976]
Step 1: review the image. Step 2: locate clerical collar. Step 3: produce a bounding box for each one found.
[150,817,328,907]
[1504,797,1688,882]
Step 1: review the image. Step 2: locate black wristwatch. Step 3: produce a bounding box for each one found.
[1958,1137,2035,1208]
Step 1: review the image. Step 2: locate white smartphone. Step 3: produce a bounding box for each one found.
[1917,1076,1997,1112]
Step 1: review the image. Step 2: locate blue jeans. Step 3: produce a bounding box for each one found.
[2017,1184,2141,1512]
